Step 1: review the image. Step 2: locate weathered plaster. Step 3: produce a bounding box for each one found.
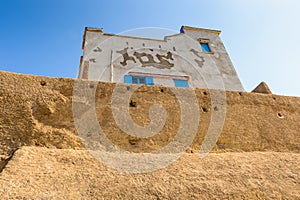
[78,26,244,91]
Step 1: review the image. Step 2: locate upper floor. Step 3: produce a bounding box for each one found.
[78,25,244,91]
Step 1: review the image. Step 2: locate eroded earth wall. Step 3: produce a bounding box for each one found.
[0,70,299,199]
[1,70,299,159]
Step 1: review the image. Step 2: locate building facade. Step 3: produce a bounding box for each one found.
[78,26,244,91]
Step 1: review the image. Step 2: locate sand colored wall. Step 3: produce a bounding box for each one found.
[0,70,299,199]
[0,70,299,163]
[1,147,299,199]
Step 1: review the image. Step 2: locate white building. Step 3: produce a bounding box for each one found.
[78,26,244,91]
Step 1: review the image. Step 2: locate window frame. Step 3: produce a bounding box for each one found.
[173,79,189,88]
[125,73,190,88]
[199,39,214,54]
[124,75,154,86]
[132,76,146,84]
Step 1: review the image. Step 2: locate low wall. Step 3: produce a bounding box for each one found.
[0,70,299,163]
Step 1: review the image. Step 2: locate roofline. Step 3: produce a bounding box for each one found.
[181,26,221,35]
[82,27,168,50]
[164,33,183,39]
[102,33,166,42]
[82,27,103,50]
[81,26,222,50]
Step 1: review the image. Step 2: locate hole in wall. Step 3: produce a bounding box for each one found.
[40,81,46,86]
[130,100,137,107]
[159,45,161,48]
[277,113,284,118]
[239,92,243,96]
[202,107,208,113]
[127,86,130,91]
[214,106,219,111]
[273,97,276,100]
[203,91,208,95]
[89,84,94,89]
[173,46,176,51]
[129,139,138,146]
[160,89,164,93]
[142,43,145,47]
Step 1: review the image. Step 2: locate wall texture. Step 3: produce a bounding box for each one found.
[1,70,299,159]
[0,70,299,198]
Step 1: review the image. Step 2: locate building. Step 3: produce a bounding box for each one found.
[78,26,244,91]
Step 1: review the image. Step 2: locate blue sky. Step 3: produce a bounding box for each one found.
[0,0,299,96]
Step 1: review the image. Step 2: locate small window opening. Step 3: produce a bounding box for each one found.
[124,75,154,86]
[200,42,211,52]
[173,79,189,88]
[199,39,212,53]
[132,76,146,84]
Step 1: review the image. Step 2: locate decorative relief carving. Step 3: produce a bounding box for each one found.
[116,48,174,69]
[116,47,137,66]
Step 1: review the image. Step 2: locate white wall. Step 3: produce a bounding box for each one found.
[79,27,244,91]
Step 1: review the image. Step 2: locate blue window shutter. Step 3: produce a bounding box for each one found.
[200,43,211,52]
[145,76,154,85]
[124,75,132,84]
[174,79,189,88]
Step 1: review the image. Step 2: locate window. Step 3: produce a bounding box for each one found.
[124,75,154,85]
[200,42,211,53]
[132,76,145,84]
[199,39,212,53]
[173,79,189,88]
